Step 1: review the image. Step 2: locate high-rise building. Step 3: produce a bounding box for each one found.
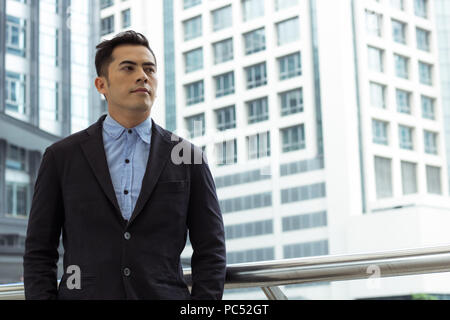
[0,0,99,283]
[435,0,450,201]
[65,0,450,299]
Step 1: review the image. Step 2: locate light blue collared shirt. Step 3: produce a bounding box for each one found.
[102,113,152,221]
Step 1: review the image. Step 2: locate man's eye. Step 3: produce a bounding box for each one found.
[145,68,155,73]
[124,66,133,71]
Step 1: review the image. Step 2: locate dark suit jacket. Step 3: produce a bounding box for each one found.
[23,114,226,300]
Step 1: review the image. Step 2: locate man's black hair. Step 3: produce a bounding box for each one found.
[95,30,157,81]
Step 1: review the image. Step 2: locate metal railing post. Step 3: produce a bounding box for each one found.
[261,286,288,300]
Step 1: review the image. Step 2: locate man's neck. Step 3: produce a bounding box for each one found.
[108,108,150,129]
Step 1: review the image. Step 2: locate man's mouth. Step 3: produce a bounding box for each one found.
[131,88,150,94]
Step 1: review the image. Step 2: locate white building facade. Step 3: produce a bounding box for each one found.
[0,0,98,283]
[99,0,450,300]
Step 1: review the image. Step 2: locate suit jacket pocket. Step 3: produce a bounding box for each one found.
[154,180,188,193]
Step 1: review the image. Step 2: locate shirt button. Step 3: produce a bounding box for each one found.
[123,267,131,277]
[124,232,131,240]
[128,130,132,134]
[124,190,129,195]
[125,159,130,164]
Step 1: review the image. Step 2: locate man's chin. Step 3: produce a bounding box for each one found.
[124,104,152,113]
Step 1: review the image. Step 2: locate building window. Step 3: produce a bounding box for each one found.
[242,0,264,22]
[281,183,326,204]
[396,89,411,114]
[184,0,201,9]
[6,15,27,57]
[426,165,441,194]
[247,97,269,124]
[184,48,203,73]
[40,0,60,13]
[216,139,237,166]
[6,144,27,171]
[398,125,413,150]
[225,219,273,240]
[275,0,298,11]
[247,131,270,159]
[5,71,26,114]
[183,15,202,41]
[401,161,417,195]
[214,71,235,97]
[216,105,236,131]
[424,130,437,154]
[245,62,267,89]
[282,211,327,232]
[390,0,404,11]
[213,38,233,64]
[185,80,204,105]
[418,61,432,85]
[372,119,389,145]
[278,52,302,80]
[185,113,205,138]
[243,28,266,55]
[212,5,232,31]
[6,182,29,218]
[392,19,407,44]
[227,247,274,264]
[416,28,430,51]
[368,46,384,72]
[40,79,60,122]
[421,95,435,120]
[100,0,114,9]
[101,15,114,36]
[215,168,271,189]
[280,88,303,116]
[283,240,328,259]
[281,125,305,153]
[365,10,382,37]
[276,17,300,46]
[220,192,272,214]
[0,234,26,249]
[370,82,386,109]
[122,9,131,28]
[374,156,393,199]
[40,25,59,67]
[394,54,409,79]
[414,0,428,19]
[280,157,324,176]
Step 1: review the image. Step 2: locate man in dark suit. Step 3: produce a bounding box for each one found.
[23,31,226,300]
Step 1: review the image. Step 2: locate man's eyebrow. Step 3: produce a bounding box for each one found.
[118,60,156,67]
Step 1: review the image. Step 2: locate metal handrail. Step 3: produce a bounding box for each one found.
[3,244,450,299]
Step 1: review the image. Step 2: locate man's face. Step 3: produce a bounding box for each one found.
[95,44,158,114]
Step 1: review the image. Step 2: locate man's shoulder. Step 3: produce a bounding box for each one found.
[46,122,96,154]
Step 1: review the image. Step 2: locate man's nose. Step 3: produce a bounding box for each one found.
[136,69,149,82]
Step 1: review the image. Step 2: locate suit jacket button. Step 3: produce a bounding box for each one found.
[123,267,131,277]
[124,232,131,240]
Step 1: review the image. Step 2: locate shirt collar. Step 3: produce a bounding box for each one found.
[103,113,152,144]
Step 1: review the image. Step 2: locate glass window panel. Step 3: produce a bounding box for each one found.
[374,156,393,199]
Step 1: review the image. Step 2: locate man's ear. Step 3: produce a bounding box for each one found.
[94,76,109,96]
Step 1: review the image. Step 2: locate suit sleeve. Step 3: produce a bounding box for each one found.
[187,148,226,300]
[23,147,64,300]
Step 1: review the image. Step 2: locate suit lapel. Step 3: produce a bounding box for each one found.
[128,119,172,226]
[80,115,124,224]
[80,115,173,227]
